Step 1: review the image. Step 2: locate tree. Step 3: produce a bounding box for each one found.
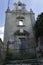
[0,38,3,63]
[0,38,3,55]
[34,13,43,41]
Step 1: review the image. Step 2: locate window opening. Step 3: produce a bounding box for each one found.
[19,20,23,26]
[18,6,22,10]
[20,29,23,33]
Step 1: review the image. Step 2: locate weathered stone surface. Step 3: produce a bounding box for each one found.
[3,1,35,54]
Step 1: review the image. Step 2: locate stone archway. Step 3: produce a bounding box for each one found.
[14,30,30,54]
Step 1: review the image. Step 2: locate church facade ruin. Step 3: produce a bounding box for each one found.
[4,1,35,54]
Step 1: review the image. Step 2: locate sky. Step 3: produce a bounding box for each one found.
[0,0,43,41]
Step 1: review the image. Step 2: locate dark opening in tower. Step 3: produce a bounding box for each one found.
[14,30,29,54]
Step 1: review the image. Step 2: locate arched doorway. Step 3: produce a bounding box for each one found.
[14,30,29,54]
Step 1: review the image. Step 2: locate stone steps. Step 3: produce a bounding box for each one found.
[5,59,38,65]
[6,64,31,65]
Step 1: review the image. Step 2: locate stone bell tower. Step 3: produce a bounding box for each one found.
[4,1,35,53]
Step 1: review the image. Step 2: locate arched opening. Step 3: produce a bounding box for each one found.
[19,20,23,26]
[18,6,22,10]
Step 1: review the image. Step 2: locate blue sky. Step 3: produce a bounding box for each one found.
[0,0,43,41]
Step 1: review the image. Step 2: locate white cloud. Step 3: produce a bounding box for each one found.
[0,34,4,41]
[0,26,4,41]
[0,26,4,34]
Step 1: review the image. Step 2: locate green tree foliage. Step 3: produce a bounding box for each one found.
[34,13,43,40]
[0,38,3,48]
[0,38,3,63]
